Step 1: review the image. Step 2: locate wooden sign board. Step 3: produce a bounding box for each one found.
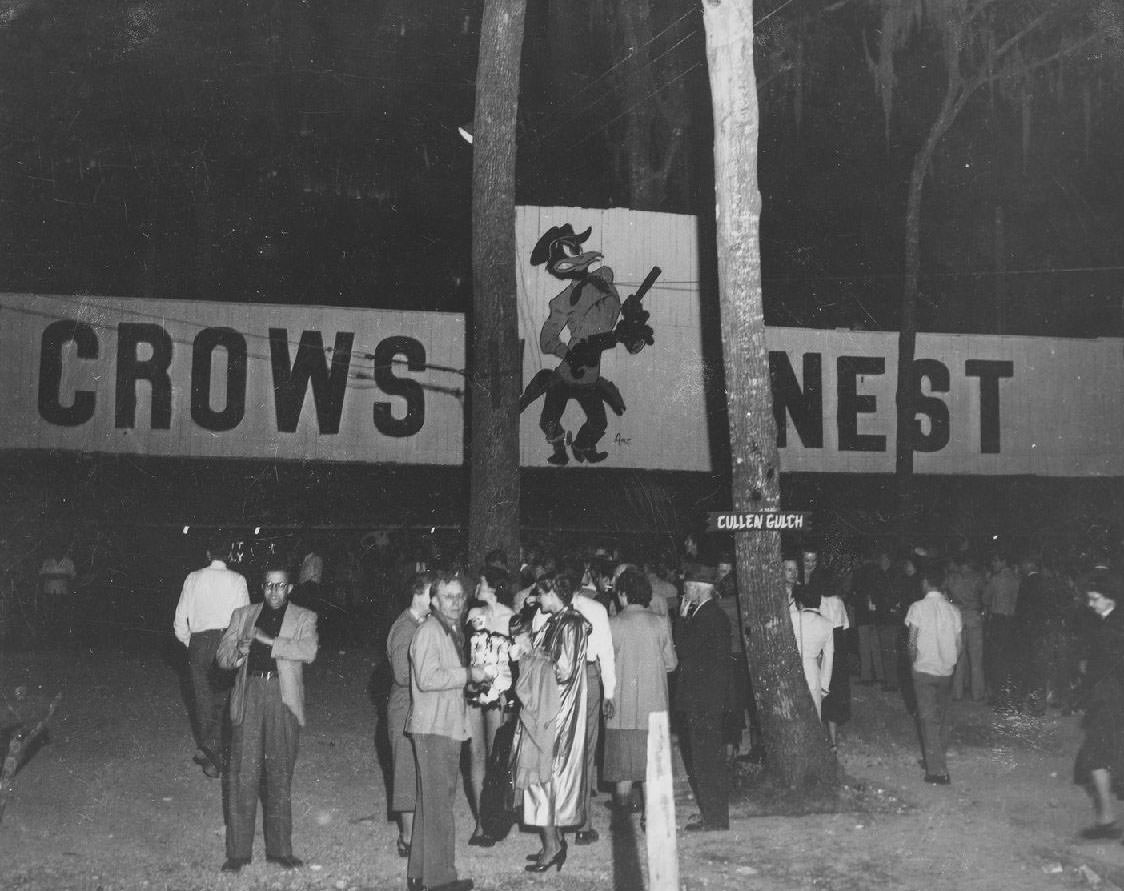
[706,511,811,532]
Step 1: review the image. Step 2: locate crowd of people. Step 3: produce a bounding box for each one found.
[846,544,1113,721]
[167,527,1124,887]
[386,552,690,891]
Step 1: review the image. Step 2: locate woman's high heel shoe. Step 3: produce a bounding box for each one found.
[524,840,567,873]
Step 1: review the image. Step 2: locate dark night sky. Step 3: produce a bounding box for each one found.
[0,0,1121,335]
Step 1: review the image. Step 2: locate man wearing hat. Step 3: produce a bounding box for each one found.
[675,563,731,831]
[521,222,654,465]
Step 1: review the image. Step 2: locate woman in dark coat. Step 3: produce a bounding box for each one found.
[1074,568,1124,839]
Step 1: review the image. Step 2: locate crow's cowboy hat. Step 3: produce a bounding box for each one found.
[530,223,592,266]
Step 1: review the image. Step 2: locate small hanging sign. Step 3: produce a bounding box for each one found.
[706,511,811,532]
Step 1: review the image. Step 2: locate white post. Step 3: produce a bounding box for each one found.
[645,710,678,891]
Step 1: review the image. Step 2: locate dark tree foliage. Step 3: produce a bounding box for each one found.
[0,0,1120,337]
[0,0,481,308]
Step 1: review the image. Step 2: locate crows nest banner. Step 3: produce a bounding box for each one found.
[0,295,466,464]
[515,206,1124,476]
[2,207,1122,474]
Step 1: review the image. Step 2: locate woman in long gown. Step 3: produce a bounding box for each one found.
[519,572,591,873]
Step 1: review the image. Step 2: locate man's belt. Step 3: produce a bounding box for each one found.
[249,670,278,680]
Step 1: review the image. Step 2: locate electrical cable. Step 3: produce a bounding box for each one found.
[524,17,703,154]
[531,5,701,133]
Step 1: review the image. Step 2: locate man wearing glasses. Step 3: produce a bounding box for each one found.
[216,563,318,874]
[407,574,493,891]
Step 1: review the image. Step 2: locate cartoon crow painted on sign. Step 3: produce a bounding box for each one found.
[520,223,657,465]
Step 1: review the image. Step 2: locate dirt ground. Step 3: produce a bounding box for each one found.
[3,645,1124,891]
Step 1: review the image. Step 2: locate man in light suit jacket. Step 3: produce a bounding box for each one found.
[216,564,318,874]
[406,575,491,891]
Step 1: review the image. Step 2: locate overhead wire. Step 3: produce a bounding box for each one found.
[0,297,467,393]
[530,6,701,132]
[545,60,706,185]
[523,6,703,154]
[524,26,704,162]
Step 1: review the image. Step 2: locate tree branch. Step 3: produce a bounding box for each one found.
[992,10,1051,61]
[966,0,1003,27]
[953,32,1098,120]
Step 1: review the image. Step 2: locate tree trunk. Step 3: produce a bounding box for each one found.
[701,0,836,790]
[616,0,659,208]
[467,0,527,570]
[894,154,924,536]
[895,113,951,537]
[547,0,587,101]
[615,0,691,210]
[193,159,216,303]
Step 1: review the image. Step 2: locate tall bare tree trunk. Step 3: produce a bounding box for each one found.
[615,0,691,210]
[467,0,527,570]
[896,104,954,537]
[547,0,587,100]
[616,0,659,208]
[701,0,835,789]
[893,154,924,535]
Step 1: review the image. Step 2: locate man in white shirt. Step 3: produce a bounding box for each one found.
[789,583,835,719]
[571,569,617,846]
[905,560,962,785]
[174,534,250,778]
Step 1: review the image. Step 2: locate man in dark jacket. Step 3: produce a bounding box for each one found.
[676,564,731,831]
[852,549,893,686]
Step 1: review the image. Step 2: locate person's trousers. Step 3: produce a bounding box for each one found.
[857,624,884,682]
[226,676,300,860]
[876,625,899,686]
[409,733,462,888]
[912,671,953,777]
[582,662,602,827]
[187,629,228,762]
[952,611,986,701]
[724,655,752,746]
[1025,622,1069,713]
[685,706,729,827]
[986,614,1017,703]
